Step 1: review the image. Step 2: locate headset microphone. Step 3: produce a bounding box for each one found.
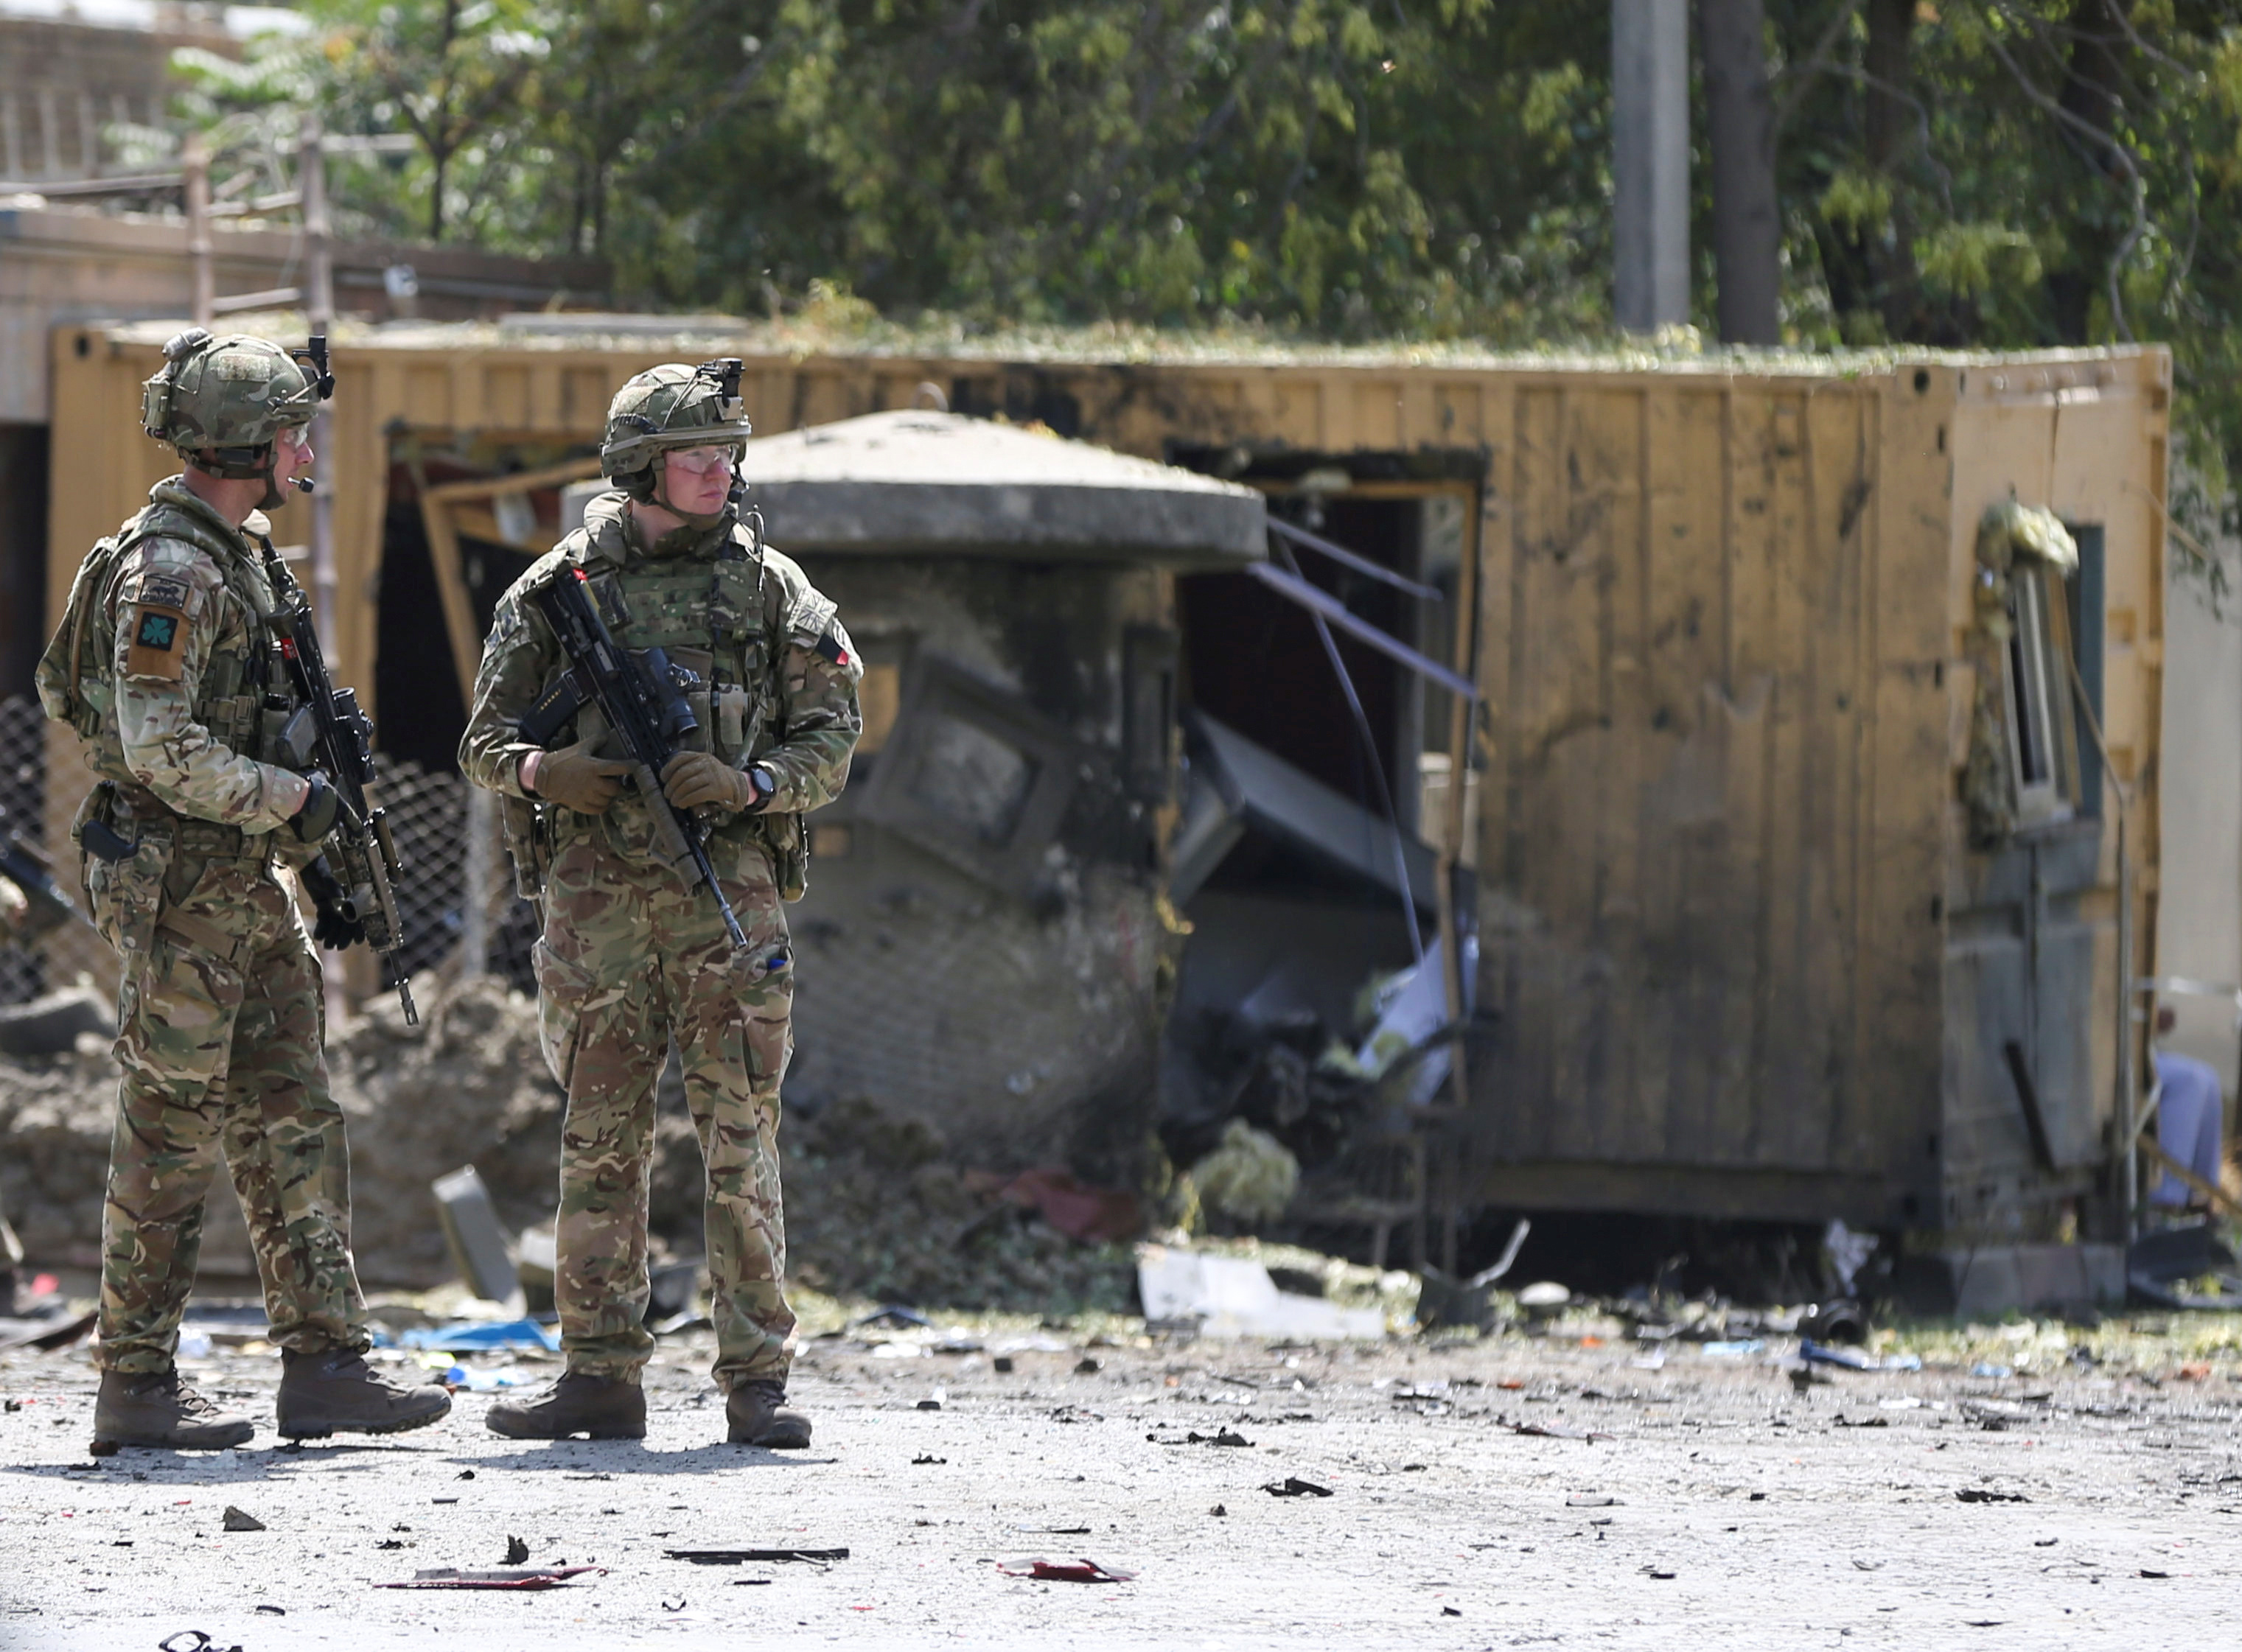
[294,477,315,494]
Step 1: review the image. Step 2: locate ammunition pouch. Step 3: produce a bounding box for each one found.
[74,785,172,959]
[748,809,808,903]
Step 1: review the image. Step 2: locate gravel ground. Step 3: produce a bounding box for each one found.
[4,1303,2241,1651]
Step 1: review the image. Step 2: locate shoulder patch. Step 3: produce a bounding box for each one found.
[138,575,192,612]
[786,587,839,645]
[115,545,221,619]
[125,601,189,681]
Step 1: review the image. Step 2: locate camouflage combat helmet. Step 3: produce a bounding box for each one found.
[601,358,752,504]
[141,328,327,481]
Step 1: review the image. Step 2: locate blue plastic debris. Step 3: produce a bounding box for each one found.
[395,1320,560,1354]
[1801,1340,1923,1372]
[442,1364,538,1392]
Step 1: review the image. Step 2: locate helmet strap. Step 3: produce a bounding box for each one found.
[184,440,295,508]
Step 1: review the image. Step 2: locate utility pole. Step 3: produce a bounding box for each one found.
[1612,0,1691,332]
[298,114,339,659]
[184,131,212,328]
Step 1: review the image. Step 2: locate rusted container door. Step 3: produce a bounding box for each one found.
[1476,371,1938,1208]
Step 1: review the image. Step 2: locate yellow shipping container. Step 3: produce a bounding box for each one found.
[45,319,2169,1243]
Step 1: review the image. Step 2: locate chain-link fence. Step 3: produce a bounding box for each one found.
[0,693,537,1009]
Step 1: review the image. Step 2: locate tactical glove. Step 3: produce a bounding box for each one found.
[292,772,340,844]
[660,751,771,813]
[532,738,633,815]
[298,855,366,950]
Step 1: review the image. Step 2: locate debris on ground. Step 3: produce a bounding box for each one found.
[1263,1477,1333,1497]
[0,1306,94,1353]
[664,1547,849,1566]
[996,1558,1136,1583]
[220,1507,265,1533]
[983,1169,1142,1243]
[1798,1297,1870,1345]
[1188,1120,1299,1226]
[377,1567,603,1590]
[2128,1223,2242,1309]
[391,1319,559,1354]
[504,1536,530,1564]
[1136,1246,1384,1338]
[430,1164,524,1308]
[0,987,111,1057]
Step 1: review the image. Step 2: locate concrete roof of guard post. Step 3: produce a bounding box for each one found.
[735,410,1268,567]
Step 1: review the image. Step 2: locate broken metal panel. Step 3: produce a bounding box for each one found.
[1243,558,1476,700]
[1185,711,1439,915]
[855,651,1096,896]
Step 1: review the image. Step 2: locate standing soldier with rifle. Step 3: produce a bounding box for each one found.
[460,361,861,1447]
[36,329,449,1452]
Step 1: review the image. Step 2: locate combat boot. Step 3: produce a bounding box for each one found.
[485,1371,646,1440]
[91,1368,254,1452]
[726,1379,811,1449]
[276,1347,452,1438]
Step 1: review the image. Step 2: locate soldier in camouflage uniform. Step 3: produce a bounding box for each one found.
[38,329,449,1451]
[461,361,860,1447]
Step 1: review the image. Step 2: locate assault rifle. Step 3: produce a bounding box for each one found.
[264,559,418,1024]
[517,567,751,953]
[0,805,85,938]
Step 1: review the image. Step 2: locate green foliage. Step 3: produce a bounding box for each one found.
[182,1,2242,500]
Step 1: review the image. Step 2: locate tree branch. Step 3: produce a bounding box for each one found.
[1977,17,2149,341]
[1773,0,1865,133]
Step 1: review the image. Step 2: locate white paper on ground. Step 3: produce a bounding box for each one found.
[1136,1247,1385,1339]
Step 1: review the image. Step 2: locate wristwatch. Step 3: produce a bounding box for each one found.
[747,764,778,810]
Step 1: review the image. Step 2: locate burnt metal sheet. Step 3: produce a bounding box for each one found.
[1175,712,1437,913]
[853,651,1093,895]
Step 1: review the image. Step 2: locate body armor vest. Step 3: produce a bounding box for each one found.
[39,494,302,808]
[534,523,789,872]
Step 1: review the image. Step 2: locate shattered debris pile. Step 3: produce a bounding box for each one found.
[334,979,572,1282]
[0,1039,116,1267]
[0,977,1139,1310]
[779,1097,1138,1317]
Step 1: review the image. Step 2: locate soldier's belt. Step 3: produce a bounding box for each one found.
[156,906,256,967]
[115,786,278,861]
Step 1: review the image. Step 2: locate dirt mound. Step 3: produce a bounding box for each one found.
[780,1096,1135,1317]
[0,1042,118,1268]
[332,976,570,1283]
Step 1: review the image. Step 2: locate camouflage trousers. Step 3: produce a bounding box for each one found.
[533,824,795,1388]
[94,850,365,1373]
